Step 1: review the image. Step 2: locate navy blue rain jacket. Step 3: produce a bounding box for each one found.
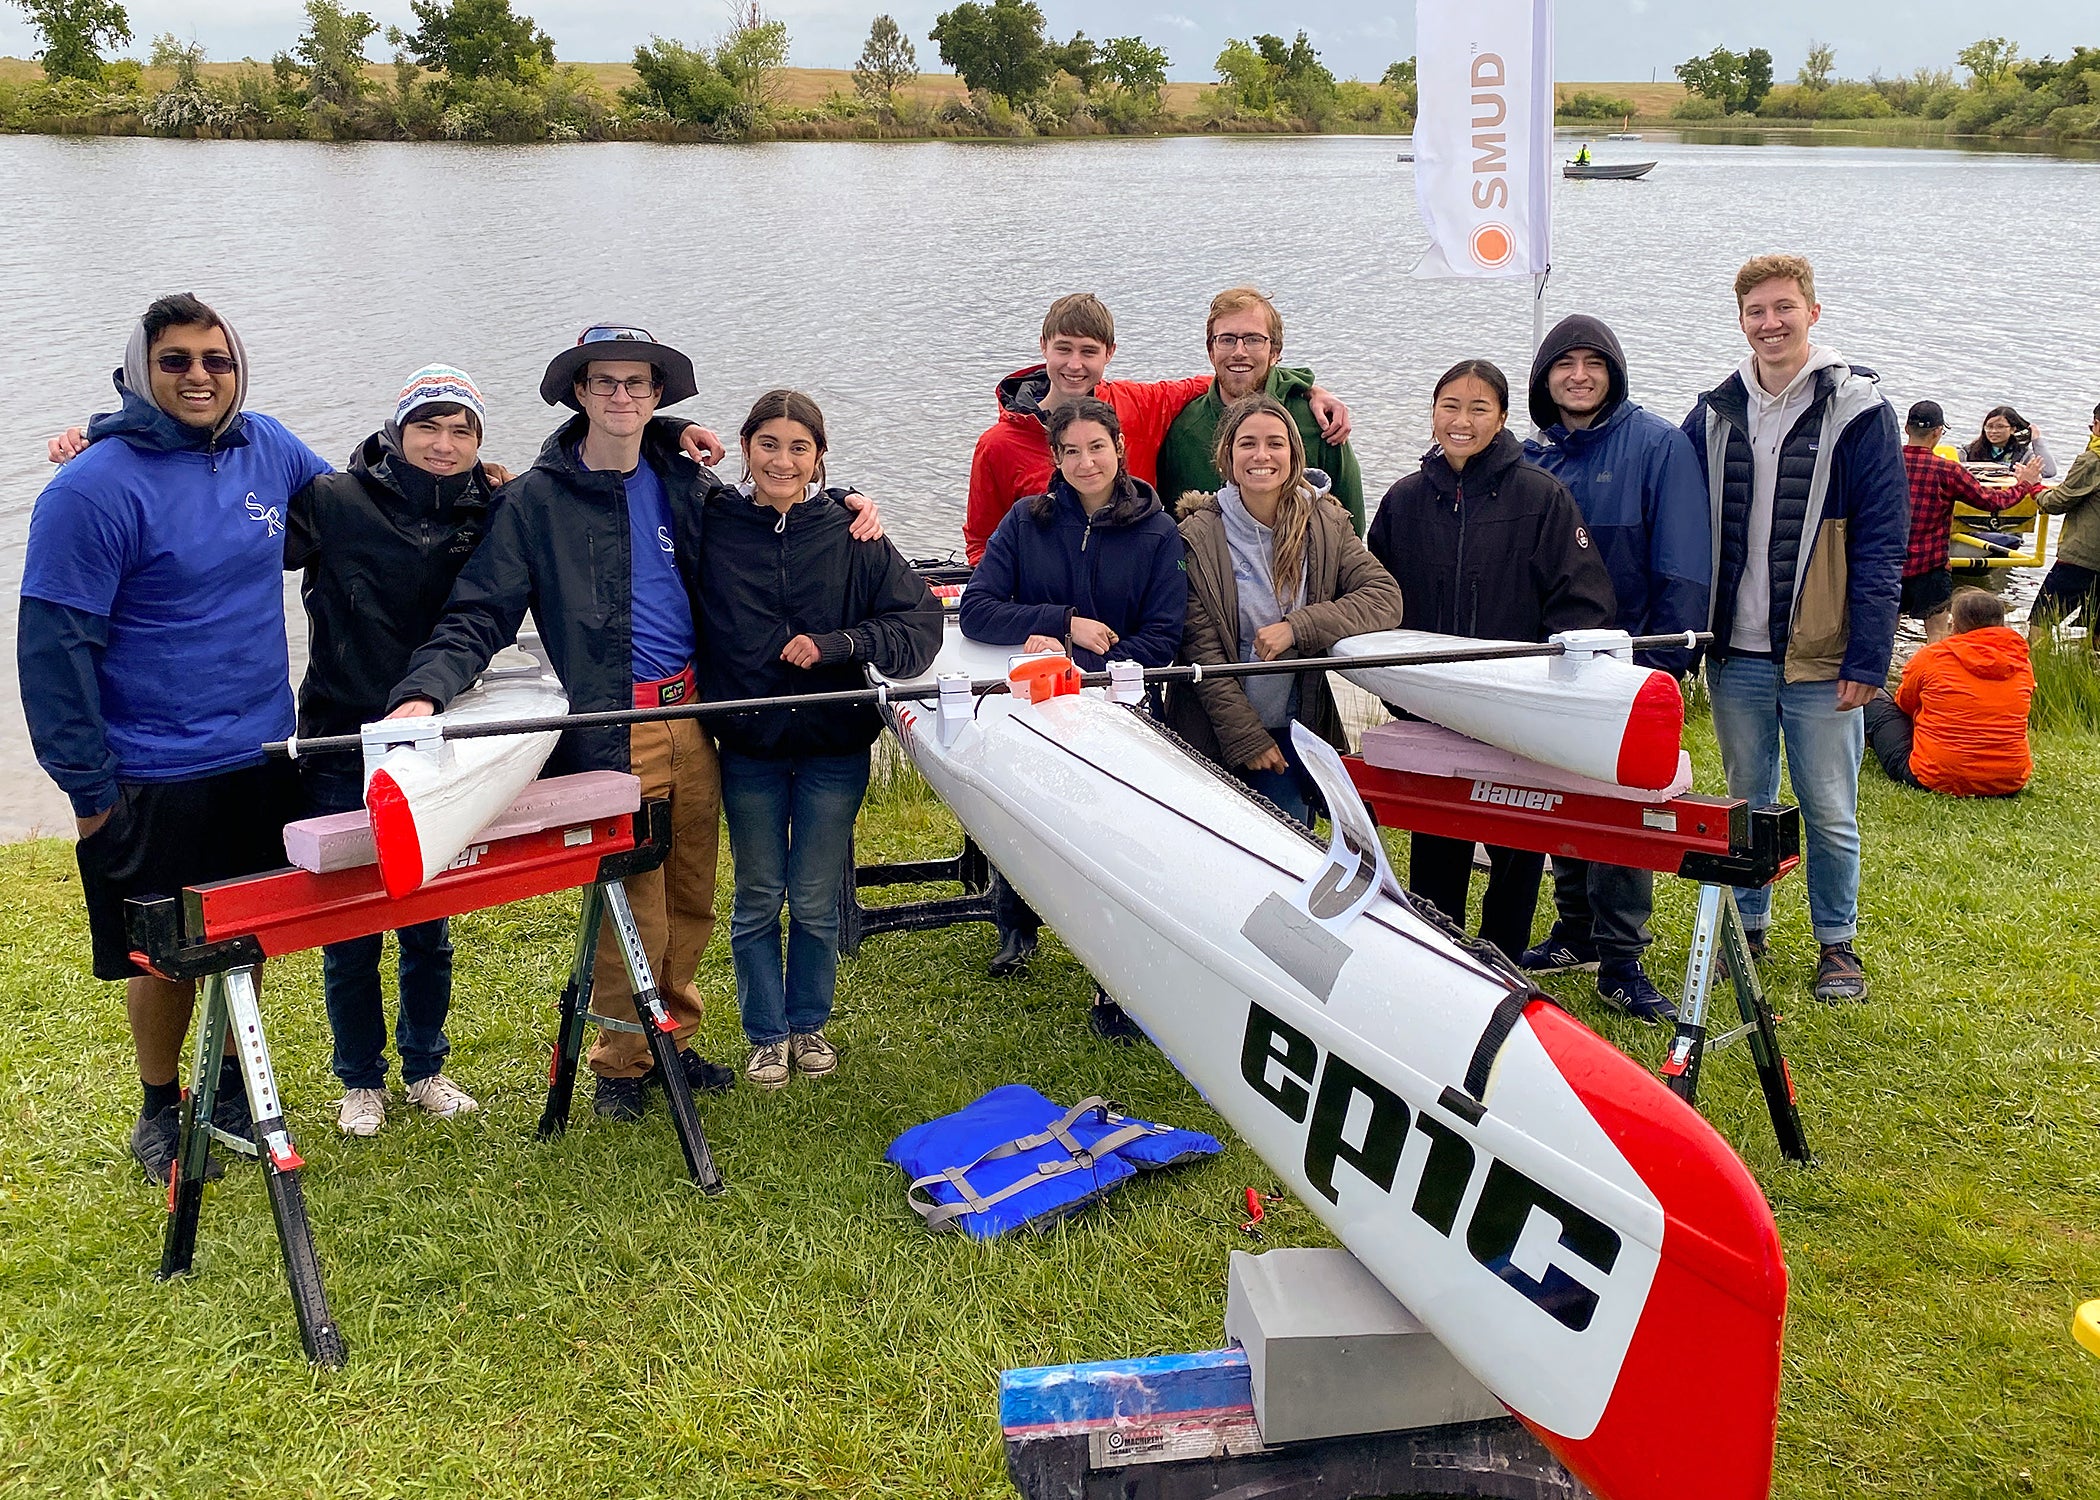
[958,474,1188,671]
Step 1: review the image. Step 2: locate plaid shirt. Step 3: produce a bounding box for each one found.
[1902,446,2034,578]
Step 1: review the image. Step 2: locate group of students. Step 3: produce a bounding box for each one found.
[22,298,939,1182]
[26,257,2096,1186]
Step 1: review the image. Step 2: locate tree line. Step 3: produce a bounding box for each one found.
[1,0,1414,143]
[1669,35,2100,141]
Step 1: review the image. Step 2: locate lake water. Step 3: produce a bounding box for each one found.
[4,130,2098,837]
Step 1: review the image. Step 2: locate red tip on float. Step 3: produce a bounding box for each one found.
[1615,671,1686,791]
[364,770,427,900]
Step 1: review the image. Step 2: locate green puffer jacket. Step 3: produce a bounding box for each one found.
[2038,449,2100,572]
[1155,366,1366,534]
[1168,486,1403,772]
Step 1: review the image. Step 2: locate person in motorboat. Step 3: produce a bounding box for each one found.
[1679,253,1908,1005]
[1896,400,2040,645]
[1864,589,2033,797]
[693,391,942,1091]
[1154,286,1366,532]
[1574,142,1592,166]
[1964,404,2056,478]
[1169,394,1401,827]
[1520,314,1710,1024]
[2030,400,2100,646]
[19,293,328,1183]
[1365,360,1619,978]
[386,324,888,1120]
[958,396,1189,1041]
[961,292,1353,564]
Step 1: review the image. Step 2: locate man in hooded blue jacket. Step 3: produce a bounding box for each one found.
[18,292,330,1184]
[1520,314,1711,1025]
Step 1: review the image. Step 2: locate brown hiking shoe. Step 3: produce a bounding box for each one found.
[1813,942,1868,1003]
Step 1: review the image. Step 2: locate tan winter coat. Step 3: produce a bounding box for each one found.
[1169,488,1404,770]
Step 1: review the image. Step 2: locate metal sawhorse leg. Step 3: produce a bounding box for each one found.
[537,880,725,1193]
[1661,882,1813,1163]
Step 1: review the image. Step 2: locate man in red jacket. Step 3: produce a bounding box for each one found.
[961,293,1351,564]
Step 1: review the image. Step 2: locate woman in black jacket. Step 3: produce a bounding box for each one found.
[696,391,943,1091]
[1366,359,1617,968]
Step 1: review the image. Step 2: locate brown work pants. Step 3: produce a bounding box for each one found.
[588,719,721,1078]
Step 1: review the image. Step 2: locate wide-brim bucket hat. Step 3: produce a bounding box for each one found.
[540,321,698,410]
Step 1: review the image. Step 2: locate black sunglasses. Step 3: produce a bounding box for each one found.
[156,352,238,375]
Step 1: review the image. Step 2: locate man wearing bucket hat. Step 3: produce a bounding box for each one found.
[387,323,886,1121]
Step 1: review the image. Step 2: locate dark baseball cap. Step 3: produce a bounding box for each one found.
[1906,400,1945,430]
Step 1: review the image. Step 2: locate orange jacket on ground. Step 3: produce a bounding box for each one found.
[962,365,1211,563]
[1894,625,2034,796]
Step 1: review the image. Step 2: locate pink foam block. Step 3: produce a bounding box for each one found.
[282,770,642,874]
[1360,720,1695,803]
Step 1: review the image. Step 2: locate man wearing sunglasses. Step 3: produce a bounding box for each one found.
[386,324,886,1122]
[19,292,330,1183]
[1154,286,1366,533]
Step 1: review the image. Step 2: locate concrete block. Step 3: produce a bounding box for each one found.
[1225,1246,1506,1444]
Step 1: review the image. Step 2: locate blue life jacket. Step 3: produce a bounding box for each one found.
[886,1084,1222,1239]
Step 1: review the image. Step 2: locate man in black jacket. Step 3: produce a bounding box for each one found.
[389,324,883,1119]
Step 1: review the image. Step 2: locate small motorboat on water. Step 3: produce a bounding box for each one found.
[1606,131,1642,140]
[1564,160,1657,180]
[876,620,1785,1500]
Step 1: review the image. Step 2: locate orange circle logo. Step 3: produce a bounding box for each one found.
[1471,223,1514,268]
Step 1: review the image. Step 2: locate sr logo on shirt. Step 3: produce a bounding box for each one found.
[245,493,284,536]
[658,525,675,554]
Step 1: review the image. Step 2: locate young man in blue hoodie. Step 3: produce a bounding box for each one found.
[18,293,330,1183]
[1521,315,1711,1025]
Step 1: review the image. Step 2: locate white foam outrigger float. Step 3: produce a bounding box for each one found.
[879,625,1786,1500]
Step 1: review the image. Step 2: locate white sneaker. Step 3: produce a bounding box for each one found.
[338,1087,387,1137]
[745,1041,791,1091]
[405,1073,479,1119]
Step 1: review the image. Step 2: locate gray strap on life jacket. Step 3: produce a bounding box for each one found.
[906,1097,1168,1233]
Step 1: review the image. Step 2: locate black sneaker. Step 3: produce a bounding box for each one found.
[1088,988,1146,1046]
[1597,962,1679,1026]
[131,1103,223,1186]
[211,1066,255,1146]
[988,929,1038,978]
[592,1071,653,1122]
[1812,942,1868,1004]
[1519,927,1600,974]
[666,1049,735,1097]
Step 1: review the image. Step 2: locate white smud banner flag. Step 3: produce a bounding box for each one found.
[1412,0,1555,280]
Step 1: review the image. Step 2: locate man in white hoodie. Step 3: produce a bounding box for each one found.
[1680,254,1908,1003]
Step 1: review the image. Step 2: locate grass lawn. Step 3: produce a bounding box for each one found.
[3,705,2098,1498]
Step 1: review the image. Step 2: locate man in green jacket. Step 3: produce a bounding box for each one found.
[1155,287,1365,533]
[2030,400,2100,643]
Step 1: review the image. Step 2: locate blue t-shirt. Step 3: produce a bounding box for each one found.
[21,412,331,782]
[618,458,696,682]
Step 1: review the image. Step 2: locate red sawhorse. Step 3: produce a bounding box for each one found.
[1345,750,1813,1164]
[124,794,723,1368]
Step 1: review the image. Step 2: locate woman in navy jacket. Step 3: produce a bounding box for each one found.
[958,397,1188,1041]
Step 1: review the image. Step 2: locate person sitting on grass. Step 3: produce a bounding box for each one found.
[1898,400,2040,643]
[1169,393,1401,827]
[2030,401,2100,649]
[694,391,943,1091]
[958,396,1188,1043]
[1864,589,2034,798]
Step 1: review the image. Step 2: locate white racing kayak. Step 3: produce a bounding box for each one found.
[1332,627,1685,791]
[879,625,1784,1500]
[361,644,567,899]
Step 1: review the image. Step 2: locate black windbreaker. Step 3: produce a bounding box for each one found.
[390,415,709,775]
[287,432,494,739]
[1366,427,1616,643]
[696,488,944,759]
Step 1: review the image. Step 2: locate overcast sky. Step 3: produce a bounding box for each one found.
[3,1,2092,82]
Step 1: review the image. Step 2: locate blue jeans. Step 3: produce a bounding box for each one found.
[302,759,454,1089]
[719,750,872,1046]
[1705,656,1866,945]
[1235,723,1323,829]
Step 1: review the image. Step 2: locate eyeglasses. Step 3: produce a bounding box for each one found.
[583,374,662,399]
[1208,333,1273,351]
[156,352,238,375]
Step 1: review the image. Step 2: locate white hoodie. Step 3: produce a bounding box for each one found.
[1730,345,1847,653]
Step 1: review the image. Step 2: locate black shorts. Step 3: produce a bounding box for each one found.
[76,761,303,981]
[2034,561,2100,623]
[1899,569,1955,620]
